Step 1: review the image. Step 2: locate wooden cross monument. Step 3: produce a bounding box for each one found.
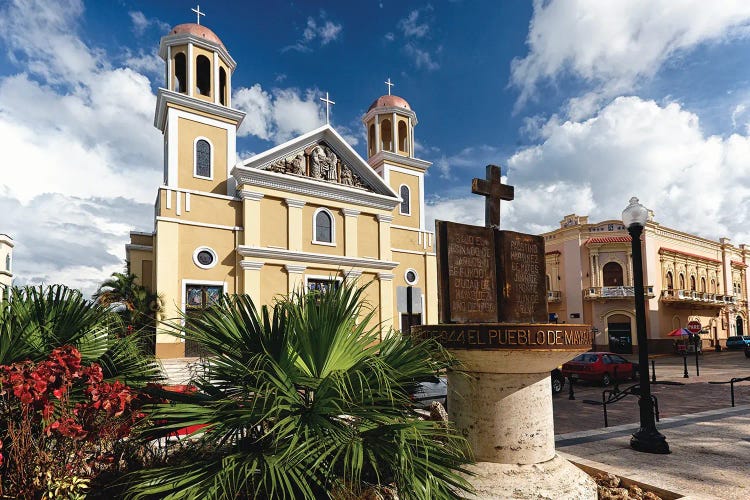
[472,164,514,229]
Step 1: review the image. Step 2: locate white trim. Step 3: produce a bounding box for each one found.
[240,260,264,271]
[390,224,434,235]
[362,106,418,126]
[185,192,191,212]
[156,216,242,231]
[213,51,220,105]
[154,88,245,131]
[404,268,419,285]
[238,190,264,201]
[167,111,178,187]
[159,32,237,71]
[166,44,171,92]
[125,244,153,252]
[344,269,363,279]
[237,245,398,270]
[342,208,360,217]
[285,264,307,274]
[193,136,214,180]
[378,273,395,281]
[187,43,194,97]
[165,189,172,209]
[176,191,182,216]
[378,214,393,223]
[285,198,306,208]
[193,246,218,269]
[386,164,426,230]
[368,151,431,172]
[312,207,336,246]
[398,184,411,216]
[392,248,436,256]
[165,186,239,201]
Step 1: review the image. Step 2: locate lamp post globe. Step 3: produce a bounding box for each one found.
[622,196,670,454]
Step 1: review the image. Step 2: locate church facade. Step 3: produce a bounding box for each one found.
[0,233,12,300]
[126,23,437,358]
[543,213,750,354]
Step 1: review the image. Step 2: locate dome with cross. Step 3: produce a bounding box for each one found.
[169,23,224,48]
[367,94,411,112]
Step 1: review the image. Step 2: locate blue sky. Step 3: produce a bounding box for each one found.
[4,0,750,294]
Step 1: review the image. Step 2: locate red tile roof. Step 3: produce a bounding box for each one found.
[584,236,631,245]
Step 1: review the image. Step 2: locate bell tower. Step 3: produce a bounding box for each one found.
[155,14,245,195]
[363,80,431,230]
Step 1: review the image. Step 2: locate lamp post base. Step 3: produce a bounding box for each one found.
[630,428,670,454]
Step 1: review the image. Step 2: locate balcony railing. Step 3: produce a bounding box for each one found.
[547,290,562,302]
[584,286,655,299]
[660,289,736,305]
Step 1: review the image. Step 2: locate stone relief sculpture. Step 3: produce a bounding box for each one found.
[259,141,369,190]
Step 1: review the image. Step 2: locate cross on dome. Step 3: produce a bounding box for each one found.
[472,164,514,229]
[320,92,335,124]
[191,4,205,25]
[385,78,394,95]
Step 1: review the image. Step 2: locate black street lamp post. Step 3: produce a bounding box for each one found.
[623,197,670,454]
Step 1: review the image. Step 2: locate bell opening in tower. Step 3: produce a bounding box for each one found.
[174,53,186,93]
[219,67,227,105]
[196,55,211,96]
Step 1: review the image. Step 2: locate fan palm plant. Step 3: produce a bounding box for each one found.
[125,281,473,499]
[0,284,161,383]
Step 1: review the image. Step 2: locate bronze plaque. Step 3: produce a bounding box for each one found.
[412,323,593,351]
[496,231,547,323]
[436,221,498,323]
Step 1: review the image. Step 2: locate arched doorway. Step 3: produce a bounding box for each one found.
[607,313,633,354]
[603,262,624,287]
[737,316,744,337]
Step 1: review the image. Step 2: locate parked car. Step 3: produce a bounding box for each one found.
[409,376,448,409]
[726,335,750,350]
[551,368,565,394]
[561,352,638,386]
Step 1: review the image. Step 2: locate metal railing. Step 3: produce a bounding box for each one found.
[584,285,655,299]
[660,289,737,304]
[708,376,750,407]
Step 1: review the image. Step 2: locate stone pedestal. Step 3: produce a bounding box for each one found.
[449,348,597,499]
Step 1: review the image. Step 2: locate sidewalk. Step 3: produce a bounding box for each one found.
[556,404,750,499]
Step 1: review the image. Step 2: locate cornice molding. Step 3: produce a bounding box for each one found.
[367,151,432,172]
[285,264,307,273]
[285,198,307,208]
[240,260,264,271]
[155,88,246,131]
[344,270,363,278]
[238,190,264,201]
[377,214,394,223]
[342,208,360,217]
[362,106,418,125]
[237,245,398,270]
[125,244,153,253]
[378,272,395,281]
[233,167,399,211]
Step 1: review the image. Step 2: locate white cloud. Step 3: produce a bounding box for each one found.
[511,0,750,113]
[129,10,169,36]
[433,145,503,180]
[507,96,750,242]
[404,44,440,71]
[398,9,431,38]
[284,12,342,52]
[234,85,325,145]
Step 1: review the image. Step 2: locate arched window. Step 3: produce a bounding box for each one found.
[666,271,673,290]
[174,53,186,93]
[602,262,623,287]
[700,277,706,292]
[195,138,212,178]
[398,121,408,153]
[219,67,227,105]
[399,185,411,215]
[368,124,375,157]
[711,279,717,293]
[313,208,334,244]
[196,55,211,96]
[690,275,696,291]
[679,274,685,289]
[380,119,392,152]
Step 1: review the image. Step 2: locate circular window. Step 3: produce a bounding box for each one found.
[193,247,217,269]
[405,268,418,285]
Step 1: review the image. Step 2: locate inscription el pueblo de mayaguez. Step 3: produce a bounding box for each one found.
[412,324,593,350]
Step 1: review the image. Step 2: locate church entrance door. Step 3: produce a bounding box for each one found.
[607,321,633,354]
[184,284,223,357]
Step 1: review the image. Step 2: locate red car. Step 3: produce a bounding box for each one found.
[561,352,638,386]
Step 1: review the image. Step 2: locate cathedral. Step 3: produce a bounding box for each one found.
[126,22,437,358]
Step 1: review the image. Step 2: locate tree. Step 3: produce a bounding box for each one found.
[124,281,473,499]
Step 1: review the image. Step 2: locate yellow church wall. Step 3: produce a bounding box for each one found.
[176,224,238,293]
[358,214,379,259]
[302,205,344,255]
[261,264,287,306]
[127,248,153,288]
[171,191,242,227]
[154,220,181,354]
[356,273,382,338]
[260,197,288,249]
[391,227,420,249]
[177,117,228,194]
[389,170,420,228]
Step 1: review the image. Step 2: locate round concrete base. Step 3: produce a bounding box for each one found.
[462,454,597,500]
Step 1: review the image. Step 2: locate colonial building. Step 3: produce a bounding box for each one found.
[126,22,437,358]
[544,213,749,354]
[0,233,12,300]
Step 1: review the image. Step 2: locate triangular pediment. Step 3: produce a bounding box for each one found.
[234,125,398,199]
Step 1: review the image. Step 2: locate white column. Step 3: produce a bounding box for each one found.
[378,214,393,261]
[240,260,263,305]
[213,52,220,104]
[375,115,381,153]
[286,199,306,251]
[239,191,264,247]
[378,272,395,336]
[285,264,306,295]
[187,43,194,97]
[342,208,359,257]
